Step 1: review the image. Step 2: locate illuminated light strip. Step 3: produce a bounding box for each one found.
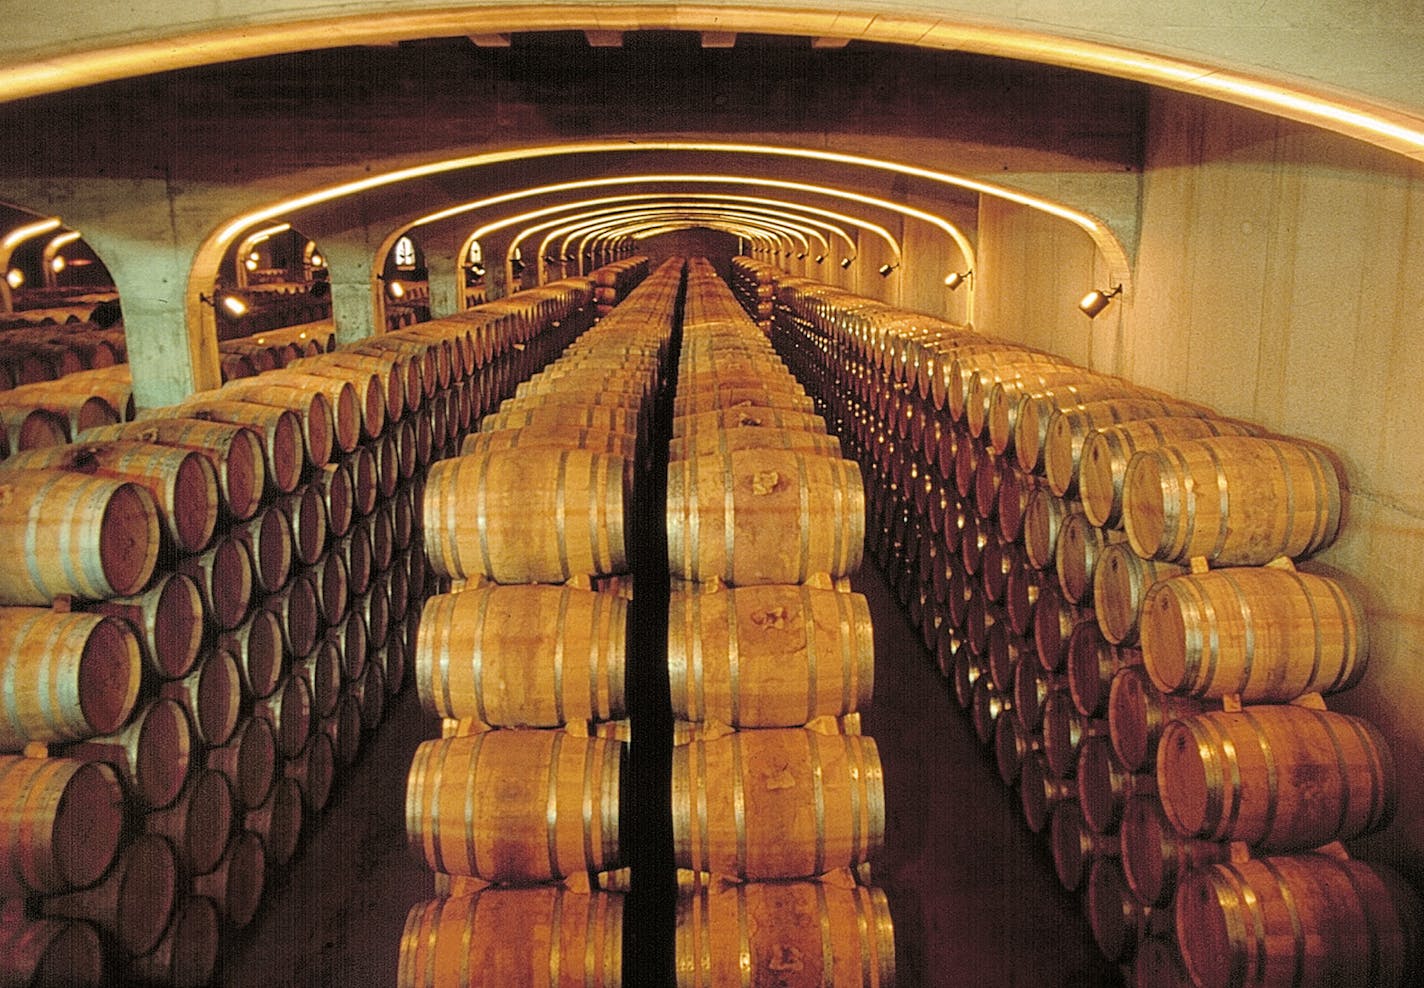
[45,230,83,252]
[236,222,292,262]
[530,204,833,264]
[547,197,853,257]
[198,142,1083,292]
[454,183,911,261]
[2,6,1421,164]
[531,209,824,281]
[534,212,815,271]
[2,217,62,252]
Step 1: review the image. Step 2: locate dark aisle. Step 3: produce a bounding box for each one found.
[213,568,1120,988]
[854,561,1123,988]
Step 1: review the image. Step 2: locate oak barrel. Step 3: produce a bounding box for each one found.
[406,730,623,882]
[0,609,141,749]
[424,448,628,584]
[675,874,895,988]
[41,832,176,956]
[668,584,874,727]
[0,755,123,896]
[417,585,625,727]
[398,887,623,988]
[1157,706,1395,850]
[667,449,863,585]
[1175,854,1423,988]
[1140,567,1367,702]
[0,469,158,604]
[1122,436,1341,565]
[1092,543,1185,647]
[0,900,104,987]
[672,729,883,879]
[127,894,219,988]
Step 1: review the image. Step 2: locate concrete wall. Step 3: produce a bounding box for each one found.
[974,90,1424,880]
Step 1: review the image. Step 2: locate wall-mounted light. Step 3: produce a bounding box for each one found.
[944,270,973,291]
[200,292,249,317]
[878,263,899,277]
[840,257,854,269]
[1078,284,1123,319]
[797,252,807,260]
[50,256,66,274]
[387,280,406,300]
[309,252,324,268]
[510,258,527,277]
[5,269,23,289]
[814,254,825,264]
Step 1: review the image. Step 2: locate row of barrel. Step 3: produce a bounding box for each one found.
[0,265,642,986]
[401,254,666,986]
[727,256,775,333]
[671,257,893,987]
[751,258,1421,988]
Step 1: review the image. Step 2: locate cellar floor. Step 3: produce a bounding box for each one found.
[213,563,1122,988]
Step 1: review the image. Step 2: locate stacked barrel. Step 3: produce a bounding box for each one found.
[592,257,652,318]
[728,256,776,332]
[399,257,676,987]
[0,268,630,986]
[667,258,894,986]
[768,269,1421,988]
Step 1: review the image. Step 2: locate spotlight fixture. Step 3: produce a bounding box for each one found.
[387,280,406,300]
[469,263,487,278]
[797,252,807,260]
[840,257,854,269]
[1078,284,1123,319]
[814,255,825,264]
[564,252,577,263]
[50,256,66,274]
[878,263,899,277]
[200,292,249,317]
[5,269,23,289]
[943,270,973,291]
[510,258,526,277]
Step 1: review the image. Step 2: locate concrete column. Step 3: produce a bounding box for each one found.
[81,232,219,409]
[422,227,468,318]
[320,239,381,346]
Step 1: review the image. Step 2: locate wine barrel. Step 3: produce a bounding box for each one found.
[143,768,234,876]
[254,673,314,761]
[461,423,638,463]
[424,448,628,584]
[1078,416,1255,529]
[1092,544,1185,647]
[219,378,340,462]
[1055,511,1119,606]
[286,730,335,814]
[1042,688,1107,779]
[1133,934,1195,988]
[1140,567,1366,702]
[1019,749,1075,834]
[1076,734,1155,834]
[246,775,303,869]
[668,424,840,461]
[5,440,219,556]
[668,584,873,727]
[172,397,305,493]
[1086,856,1154,963]
[0,609,141,749]
[1043,397,1208,498]
[406,730,623,882]
[1108,664,1206,773]
[1119,794,1231,907]
[221,609,283,701]
[672,728,883,879]
[159,646,241,747]
[232,507,294,596]
[1022,488,1072,571]
[82,418,266,522]
[1158,706,1395,850]
[1049,798,1115,891]
[1066,620,1124,718]
[667,449,863,585]
[0,756,123,896]
[69,696,193,810]
[205,714,277,811]
[126,894,219,988]
[41,832,176,956]
[1122,436,1342,565]
[398,887,623,988]
[82,571,204,681]
[417,585,625,727]
[675,875,895,988]
[994,712,1040,785]
[175,535,253,631]
[1176,854,1423,988]
[671,406,827,438]
[192,829,265,929]
[0,900,104,987]
[0,470,158,605]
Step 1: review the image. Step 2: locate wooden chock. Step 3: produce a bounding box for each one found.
[50,594,72,613]
[1290,691,1328,711]
[1229,840,1251,863]
[1264,555,1298,572]
[1189,556,1210,575]
[1221,694,1243,713]
[22,741,49,759]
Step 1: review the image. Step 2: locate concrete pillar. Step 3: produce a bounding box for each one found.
[320,238,381,346]
[81,232,219,409]
[422,227,468,318]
